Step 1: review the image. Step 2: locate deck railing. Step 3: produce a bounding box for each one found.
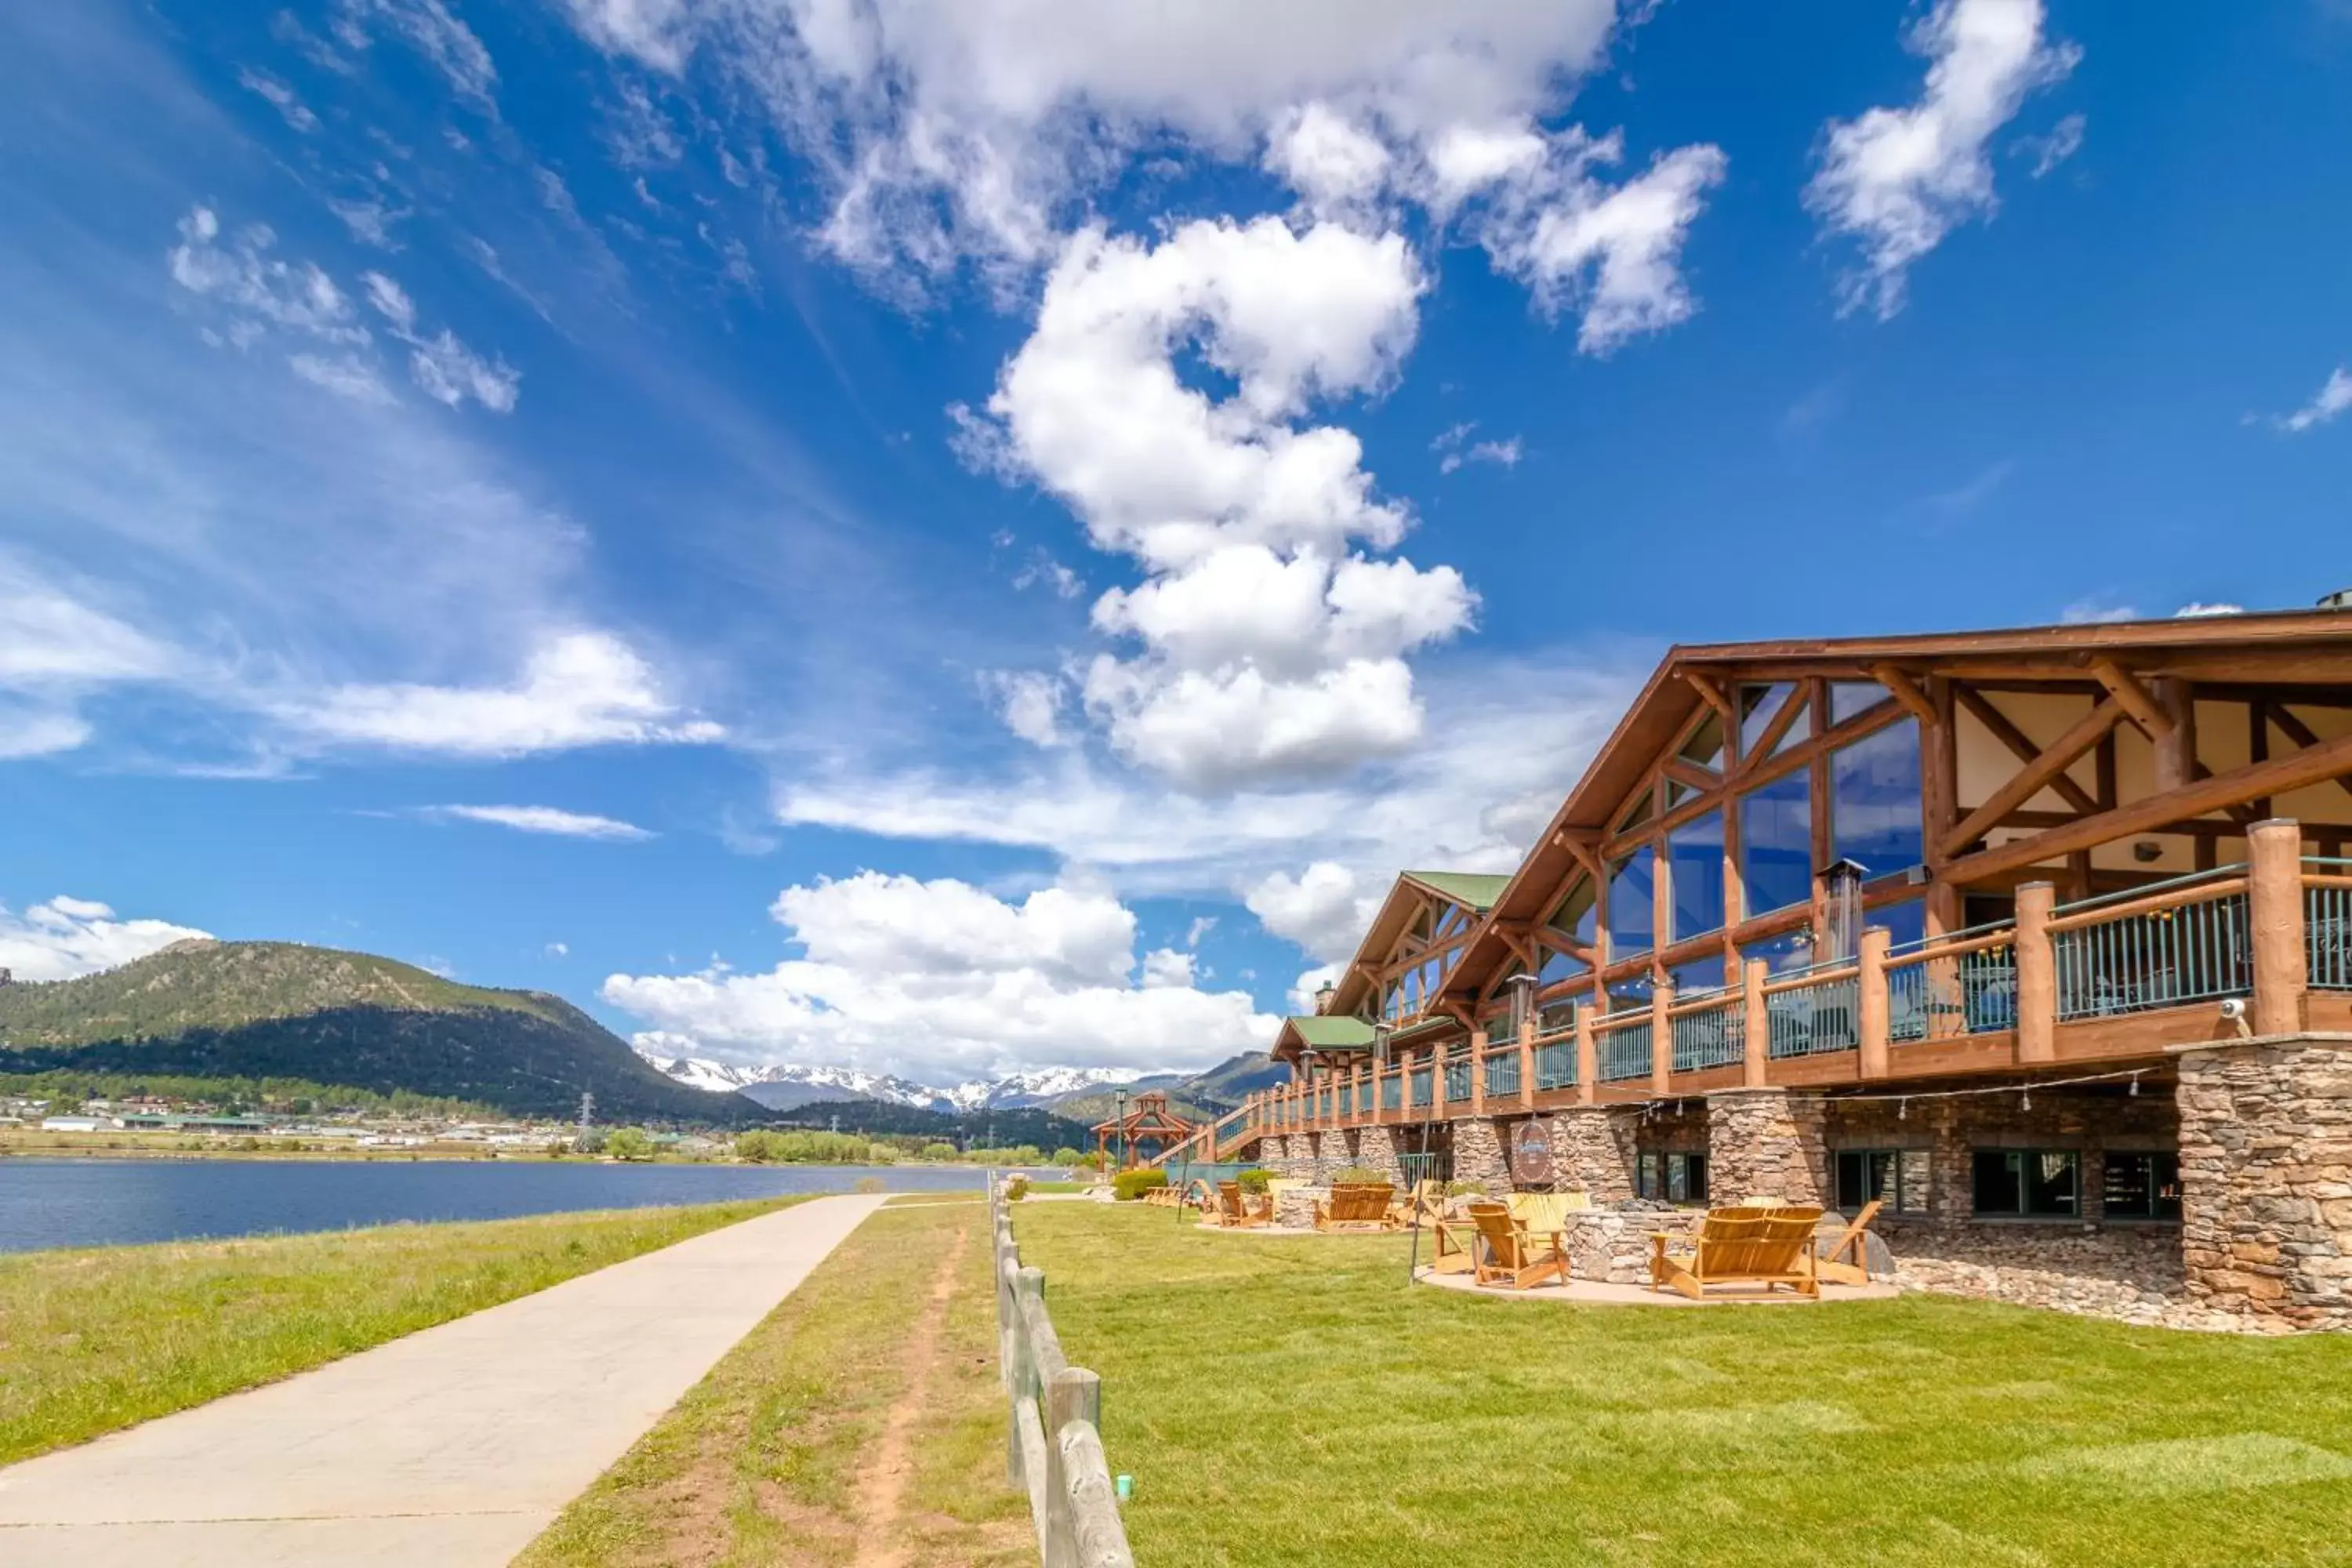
[1485,1043,1523,1099]
[1765,960,1861,1058]
[1668,985,1744,1072]
[1597,1015,1653,1082]
[2049,867,2251,1022]
[1534,1025,1577,1091]
[2310,858,2352,993]
[1408,1065,1432,1109]
[1443,1046,1473,1103]
[1885,920,2019,1043]
[992,1174,1134,1568]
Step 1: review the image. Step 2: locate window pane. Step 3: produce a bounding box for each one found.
[1668,810,1726,942]
[1606,974,1653,1014]
[2024,1151,2078,1216]
[1973,1149,2023,1214]
[1740,771,1813,916]
[1668,956,1728,996]
[1686,1152,1709,1203]
[1740,926,1820,976]
[1638,1152,1661,1199]
[1836,1150,1867,1210]
[1678,712,1725,771]
[1537,944,1586,985]
[1872,897,1927,951]
[2103,1152,2151,1218]
[1609,851,1655,957]
[1829,681,1886,726]
[1831,719,1924,876]
[1868,1151,1900,1205]
[1548,879,1598,944]
[1740,682,1795,755]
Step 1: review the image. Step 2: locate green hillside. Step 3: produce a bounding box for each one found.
[1044,1051,1284,1125]
[0,940,755,1123]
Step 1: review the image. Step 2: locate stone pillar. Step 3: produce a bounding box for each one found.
[1452,1116,1509,1194]
[2178,1036,2352,1330]
[1707,1088,1829,1207]
[1546,1106,1637,1203]
[1354,1123,1406,1185]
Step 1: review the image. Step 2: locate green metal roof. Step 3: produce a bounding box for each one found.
[1401,870,1512,910]
[1283,1015,1377,1049]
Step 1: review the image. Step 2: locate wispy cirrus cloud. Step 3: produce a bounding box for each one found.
[418,803,655,840]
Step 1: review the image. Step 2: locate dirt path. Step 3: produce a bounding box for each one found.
[849,1225,971,1568]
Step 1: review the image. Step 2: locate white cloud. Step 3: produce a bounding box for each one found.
[328,198,405,249]
[2174,602,2245,619]
[985,670,1069,749]
[279,631,724,757]
[336,0,499,107]
[289,353,396,405]
[361,270,521,412]
[546,941,572,956]
[1806,0,2080,318]
[2015,111,2084,178]
[169,208,369,347]
[0,897,212,983]
[1010,547,1082,598]
[0,557,182,758]
[1265,101,1393,219]
[601,871,1276,1080]
[238,67,320,132]
[422,804,656,840]
[1433,423,1524,475]
[1245,859,1383,964]
[2060,598,2137,626]
[1184,915,1218,948]
[1287,960,1345,1014]
[2276,367,2352,434]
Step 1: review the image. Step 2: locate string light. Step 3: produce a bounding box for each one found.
[2021,1088,2032,1112]
[1898,1098,1908,1121]
[2130,1072,2142,1097]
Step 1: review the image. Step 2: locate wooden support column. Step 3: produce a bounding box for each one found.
[1575,1006,1597,1105]
[1742,959,1769,1088]
[1650,983,1674,1096]
[1518,1014,1536,1112]
[1858,927,1891,1080]
[1925,676,1961,938]
[2249,818,2310,1037]
[1352,1061,1367,1129]
[1429,1043,1448,1121]
[2015,882,2056,1065]
[2151,677,2197,793]
[1469,1025,1487,1113]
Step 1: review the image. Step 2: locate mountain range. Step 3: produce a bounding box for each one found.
[637,1047,1279,1121]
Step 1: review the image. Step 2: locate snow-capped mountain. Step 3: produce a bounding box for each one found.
[633,1047,1146,1114]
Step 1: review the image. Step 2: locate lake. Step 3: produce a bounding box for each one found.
[0,1159,989,1254]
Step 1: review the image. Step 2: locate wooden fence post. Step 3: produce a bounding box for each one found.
[2249,818,2309,1036]
[2015,881,2056,1065]
[1742,959,1769,1087]
[1859,927,1891,1080]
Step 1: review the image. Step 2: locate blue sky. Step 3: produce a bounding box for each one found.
[2,0,2347,1087]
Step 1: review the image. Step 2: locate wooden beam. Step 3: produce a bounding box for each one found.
[2265,702,2352,801]
[1944,725,2352,884]
[1955,686,2100,815]
[1870,663,1937,726]
[1553,829,1604,883]
[2152,677,2198,793]
[2092,658,2173,739]
[1940,698,2122,859]
[1681,670,1735,723]
[1660,757,1722,793]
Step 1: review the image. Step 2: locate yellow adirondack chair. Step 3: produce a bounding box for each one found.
[1647,1206,1823,1299]
[1468,1201,1567,1290]
[1314,1182,1398,1232]
[1813,1198,1884,1285]
[1215,1181,1270,1229]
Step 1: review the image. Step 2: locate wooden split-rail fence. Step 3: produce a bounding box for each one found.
[990,1174,1135,1568]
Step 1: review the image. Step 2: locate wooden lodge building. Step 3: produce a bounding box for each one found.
[1210,609,2352,1330]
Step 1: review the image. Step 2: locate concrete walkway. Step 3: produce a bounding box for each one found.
[0,1193,887,1567]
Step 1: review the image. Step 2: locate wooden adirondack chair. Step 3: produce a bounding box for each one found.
[1813,1199,1884,1285]
[1428,1206,1480,1274]
[1647,1206,1823,1299]
[1388,1178,1443,1229]
[1314,1182,1398,1232]
[1468,1201,1567,1290]
[1215,1181,1270,1229]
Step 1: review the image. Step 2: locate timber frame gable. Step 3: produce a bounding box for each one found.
[1323,870,1511,1033]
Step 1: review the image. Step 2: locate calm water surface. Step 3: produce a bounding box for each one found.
[0,1159,987,1253]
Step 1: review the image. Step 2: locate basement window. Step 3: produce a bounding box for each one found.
[1835,1149,1918,1214]
[2103,1152,2183,1221]
[1972,1149,2079,1218]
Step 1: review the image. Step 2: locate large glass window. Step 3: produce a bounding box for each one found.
[1740,682,1796,756]
[1740,771,1813,916]
[1606,974,1654,1014]
[1537,945,1586,986]
[1668,810,1726,942]
[1828,681,1887,727]
[1609,851,1654,957]
[1831,720,1925,876]
[2103,1152,2183,1220]
[1668,955,1730,996]
[1740,926,1819,976]
[1972,1149,2080,1217]
[1835,1149,1916,1213]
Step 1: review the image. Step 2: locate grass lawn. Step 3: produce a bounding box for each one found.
[0,1198,794,1465]
[1016,1203,2352,1568]
[518,1199,1029,1568]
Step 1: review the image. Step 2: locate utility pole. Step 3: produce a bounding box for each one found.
[578,1091,593,1136]
[829,1112,840,1135]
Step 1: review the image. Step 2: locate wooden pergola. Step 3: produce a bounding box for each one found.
[1090,1091,1195,1171]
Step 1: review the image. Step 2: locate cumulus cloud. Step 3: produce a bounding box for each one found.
[1245,859,1384,964]
[420,804,655,839]
[0,897,212,983]
[985,670,1068,749]
[278,631,724,756]
[601,872,1276,1080]
[1806,0,2080,318]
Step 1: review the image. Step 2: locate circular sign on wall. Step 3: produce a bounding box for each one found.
[1511,1122,1552,1186]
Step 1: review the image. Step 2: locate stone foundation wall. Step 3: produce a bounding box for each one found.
[1354,1124,1405,1185]
[1544,1107,1637,1202]
[1707,1089,1828,1206]
[1452,1117,1509,1194]
[2178,1036,2352,1332]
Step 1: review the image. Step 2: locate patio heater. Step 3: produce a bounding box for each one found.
[1314,979,1337,1014]
[1820,858,1870,964]
[1506,971,1539,1040]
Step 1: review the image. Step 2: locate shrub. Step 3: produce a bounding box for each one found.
[1236,1168,1272,1195]
[1006,1175,1031,1201]
[1112,1168,1170,1202]
[1051,1147,1087,1167]
[920,1142,960,1162]
[1446,1178,1488,1199]
[606,1127,655,1162]
[1333,1165,1385,1186]
[865,1142,898,1166]
[854,1175,886,1194]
